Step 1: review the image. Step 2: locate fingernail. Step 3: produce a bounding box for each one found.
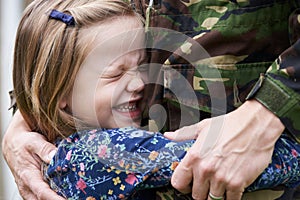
[163,132,171,138]
[48,149,57,161]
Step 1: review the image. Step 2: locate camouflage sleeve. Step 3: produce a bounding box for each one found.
[247,9,300,143]
[131,0,300,141]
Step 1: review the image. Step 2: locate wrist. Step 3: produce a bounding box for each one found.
[246,74,300,142]
[241,100,284,140]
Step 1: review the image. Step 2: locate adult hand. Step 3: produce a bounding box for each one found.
[1,110,65,200]
[164,100,285,200]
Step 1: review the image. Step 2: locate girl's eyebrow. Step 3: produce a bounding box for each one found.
[104,50,146,72]
[102,65,120,74]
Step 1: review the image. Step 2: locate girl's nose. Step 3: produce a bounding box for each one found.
[126,74,145,93]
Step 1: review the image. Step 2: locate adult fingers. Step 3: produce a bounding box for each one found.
[34,182,65,200]
[18,182,65,200]
[27,133,57,164]
[171,157,193,194]
[207,178,226,200]
[16,182,38,200]
[191,173,209,200]
[225,189,243,200]
[190,155,218,200]
[164,122,202,141]
[22,168,65,200]
[20,192,38,200]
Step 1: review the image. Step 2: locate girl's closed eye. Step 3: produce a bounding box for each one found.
[101,68,124,80]
[108,71,124,79]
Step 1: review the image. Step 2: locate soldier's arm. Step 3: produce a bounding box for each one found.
[2,111,64,200]
[246,9,300,143]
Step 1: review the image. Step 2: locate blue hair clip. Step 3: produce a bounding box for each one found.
[49,9,75,26]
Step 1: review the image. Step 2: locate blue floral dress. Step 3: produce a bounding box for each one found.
[44,127,300,200]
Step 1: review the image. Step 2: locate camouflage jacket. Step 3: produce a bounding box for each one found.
[132,0,300,143]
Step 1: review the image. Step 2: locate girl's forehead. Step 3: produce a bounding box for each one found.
[78,16,145,72]
[78,16,145,62]
[79,16,143,45]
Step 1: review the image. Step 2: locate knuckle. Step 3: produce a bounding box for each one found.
[36,190,43,200]
[39,143,50,155]
[227,178,244,191]
[16,183,32,200]
[171,177,191,193]
[200,162,216,175]
[187,149,201,161]
[192,194,200,200]
[214,172,227,184]
[26,142,35,151]
[192,192,205,200]
[35,187,48,200]
[171,177,183,190]
[187,149,201,164]
[18,167,30,178]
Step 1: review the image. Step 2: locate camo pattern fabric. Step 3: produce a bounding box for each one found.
[132,0,300,141]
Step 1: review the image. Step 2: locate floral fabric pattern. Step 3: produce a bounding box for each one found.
[44,127,300,200]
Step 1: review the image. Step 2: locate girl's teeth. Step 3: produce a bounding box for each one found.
[117,105,136,112]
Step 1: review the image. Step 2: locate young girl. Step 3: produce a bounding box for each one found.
[13,0,300,199]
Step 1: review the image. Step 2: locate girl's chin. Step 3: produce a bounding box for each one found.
[110,110,142,127]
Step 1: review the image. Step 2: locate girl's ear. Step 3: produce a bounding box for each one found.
[59,97,68,109]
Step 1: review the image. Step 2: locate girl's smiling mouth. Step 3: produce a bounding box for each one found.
[114,98,142,120]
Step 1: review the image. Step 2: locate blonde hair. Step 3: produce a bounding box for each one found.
[13,0,139,142]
